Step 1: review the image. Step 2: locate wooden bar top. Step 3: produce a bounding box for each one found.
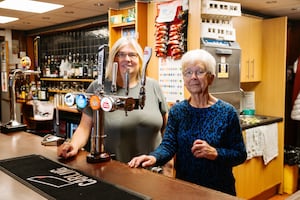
[0,131,242,200]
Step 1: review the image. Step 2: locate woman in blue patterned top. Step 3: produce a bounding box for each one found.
[128,49,247,196]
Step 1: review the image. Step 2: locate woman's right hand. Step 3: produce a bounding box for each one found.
[57,141,79,159]
[57,113,93,159]
[128,155,156,168]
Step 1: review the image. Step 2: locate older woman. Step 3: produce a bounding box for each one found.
[58,37,168,163]
[128,49,247,196]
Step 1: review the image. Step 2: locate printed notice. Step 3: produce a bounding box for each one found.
[158,57,184,103]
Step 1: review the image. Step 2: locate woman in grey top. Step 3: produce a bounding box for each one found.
[58,37,168,163]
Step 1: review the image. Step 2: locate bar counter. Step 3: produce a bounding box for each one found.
[0,131,242,200]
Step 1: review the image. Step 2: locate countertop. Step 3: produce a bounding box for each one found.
[240,115,283,130]
[0,131,242,200]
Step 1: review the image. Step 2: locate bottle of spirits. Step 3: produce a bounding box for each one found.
[38,81,49,101]
[87,54,93,79]
[68,52,74,78]
[50,55,55,75]
[92,54,98,79]
[82,54,88,79]
[78,53,83,79]
[30,81,37,100]
[72,53,77,78]
[74,52,81,79]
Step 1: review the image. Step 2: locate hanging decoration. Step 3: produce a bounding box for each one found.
[154,0,188,60]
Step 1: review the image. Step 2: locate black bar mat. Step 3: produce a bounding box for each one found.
[0,154,151,200]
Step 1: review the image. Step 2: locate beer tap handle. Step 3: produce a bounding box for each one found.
[141,46,152,87]
[139,46,152,109]
[97,44,108,94]
[111,62,118,94]
[125,68,129,96]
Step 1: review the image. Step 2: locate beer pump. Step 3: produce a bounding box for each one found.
[64,45,152,163]
[1,56,40,133]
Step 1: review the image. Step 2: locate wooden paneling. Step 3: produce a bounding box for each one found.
[146,2,157,80]
[26,36,34,70]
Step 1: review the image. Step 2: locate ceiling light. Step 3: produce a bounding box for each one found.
[0,16,19,24]
[0,0,64,14]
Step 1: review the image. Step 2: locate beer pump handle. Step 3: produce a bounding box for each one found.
[111,62,118,94]
[141,46,152,87]
[139,46,152,109]
[97,44,108,93]
[125,69,129,96]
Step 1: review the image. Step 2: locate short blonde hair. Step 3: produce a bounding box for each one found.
[105,37,143,81]
[181,49,216,76]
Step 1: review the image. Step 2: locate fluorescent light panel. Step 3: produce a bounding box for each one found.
[0,16,19,23]
[0,0,64,14]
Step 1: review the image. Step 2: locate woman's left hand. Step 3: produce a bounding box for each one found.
[191,139,218,160]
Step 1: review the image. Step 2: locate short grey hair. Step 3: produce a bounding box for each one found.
[181,49,216,76]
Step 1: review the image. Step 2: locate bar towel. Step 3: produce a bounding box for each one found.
[262,123,278,165]
[245,127,264,160]
[245,123,278,165]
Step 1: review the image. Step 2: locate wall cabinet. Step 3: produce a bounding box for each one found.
[232,16,263,82]
[108,2,148,49]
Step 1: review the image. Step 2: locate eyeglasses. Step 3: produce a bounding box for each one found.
[183,70,208,78]
[117,52,138,59]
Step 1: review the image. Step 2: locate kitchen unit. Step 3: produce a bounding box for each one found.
[232,15,262,83]
[234,116,283,199]
[232,16,287,199]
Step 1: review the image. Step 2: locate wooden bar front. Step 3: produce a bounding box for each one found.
[0,131,242,200]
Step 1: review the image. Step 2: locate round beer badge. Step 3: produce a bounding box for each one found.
[89,95,101,110]
[64,93,75,107]
[101,97,114,112]
[76,94,88,109]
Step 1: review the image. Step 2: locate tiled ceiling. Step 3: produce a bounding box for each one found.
[0,0,299,32]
